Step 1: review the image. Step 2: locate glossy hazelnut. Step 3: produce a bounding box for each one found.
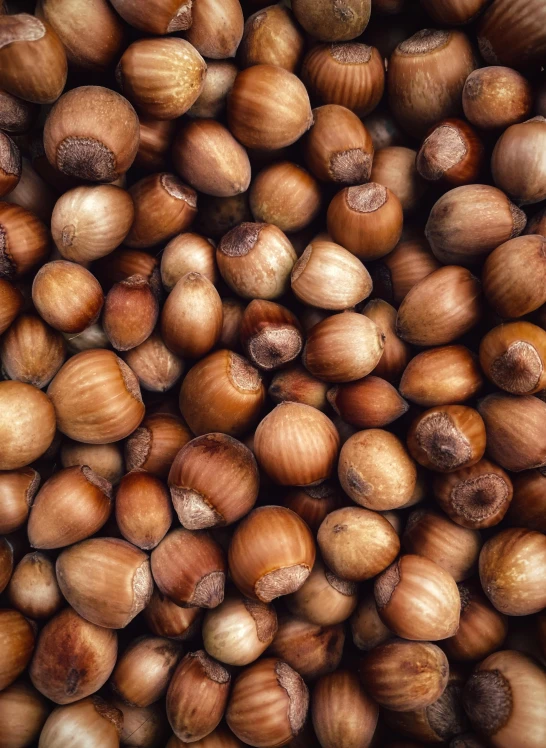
[92,247,159,292]
[359,639,449,711]
[463,66,533,130]
[0,13,67,104]
[338,429,417,510]
[151,528,226,609]
[51,185,134,264]
[477,0,546,69]
[38,696,123,748]
[0,467,40,534]
[29,606,117,704]
[48,349,145,444]
[115,471,172,551]
[37,0,126,72]
[400,345,483,407]
[318,506,400,582]
[111,635,182,708]
[292,0,370,41]
[303,42,384,117]
[312,670,378,748]
[0,202,49,280]
[126,173,198,249]
[168,433,258,531]
[228,64,312,150]
[477,393,546,472]
[28,466,111,549]
[184,0,243,59]
[161,232,217,292]
[143,588,202,641]
[479,528,546,616]
[203,591,277,667]
[109,0,193,34]
[229,505,315,602]
[117,38,206,120]
[492,117,546,205]
[292,240,372,311]
[425,184,525,266]
[403,509,481,582]
[217,222,296,300]
[173,119,251,198]
[303,312,384,383]
[416,119,484,187]
[361,299,412,383]
[444,581,508,661]
[286,559,357,626]
[135,117,176,171]
[407,405,486,473]
[189,60,238,120]
[32,261,104,335]
[161,273,222,359]
[250,162,321,234]
[268,614,345,681]
[375,554,460,640]
[371,233,440,308]
[421,0,488,24]
[463,650,546,746]
[239,5,304,72]
[482,235,546,318]
[167,651,231,743]
[44,86,139,182]
[0,382,56,470]
[388,30,476,137]
[281,482,342,532]
[0,313,65,389]
[125,412,191,477]
[7,551,62,620]
[226,657,309,747]
[327,183,403,260]
[351,593,392,651]
[0,609,35,691]
[254,403,339,486]
[433,458,513,529]
[303,104,374,186]
[397,266,482,346]
[180,350,265,437]
[56,537,153,628]
[328,376,408,429]
[60,441,124,485]
[0,681,49,748]
[123,333,185,394]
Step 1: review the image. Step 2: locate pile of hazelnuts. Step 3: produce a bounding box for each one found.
[0,0,545,746]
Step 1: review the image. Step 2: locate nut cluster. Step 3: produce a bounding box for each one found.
[0,0,545,747]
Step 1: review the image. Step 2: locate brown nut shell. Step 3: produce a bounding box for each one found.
[254,403,340,486]
[151,528,226,609]
[359,639,449,712]
[168,433,259,530]
[318,506,400,582]
[28,466,112,549]
[338,429,417,511]
[29,607,117,704]
[48,349,144,444]
[56,537,153,628]
[229,506,316,603]
[479,528,546,616]
[375,554,461,641]
[117,38,206,120]
[43,86,139,182]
